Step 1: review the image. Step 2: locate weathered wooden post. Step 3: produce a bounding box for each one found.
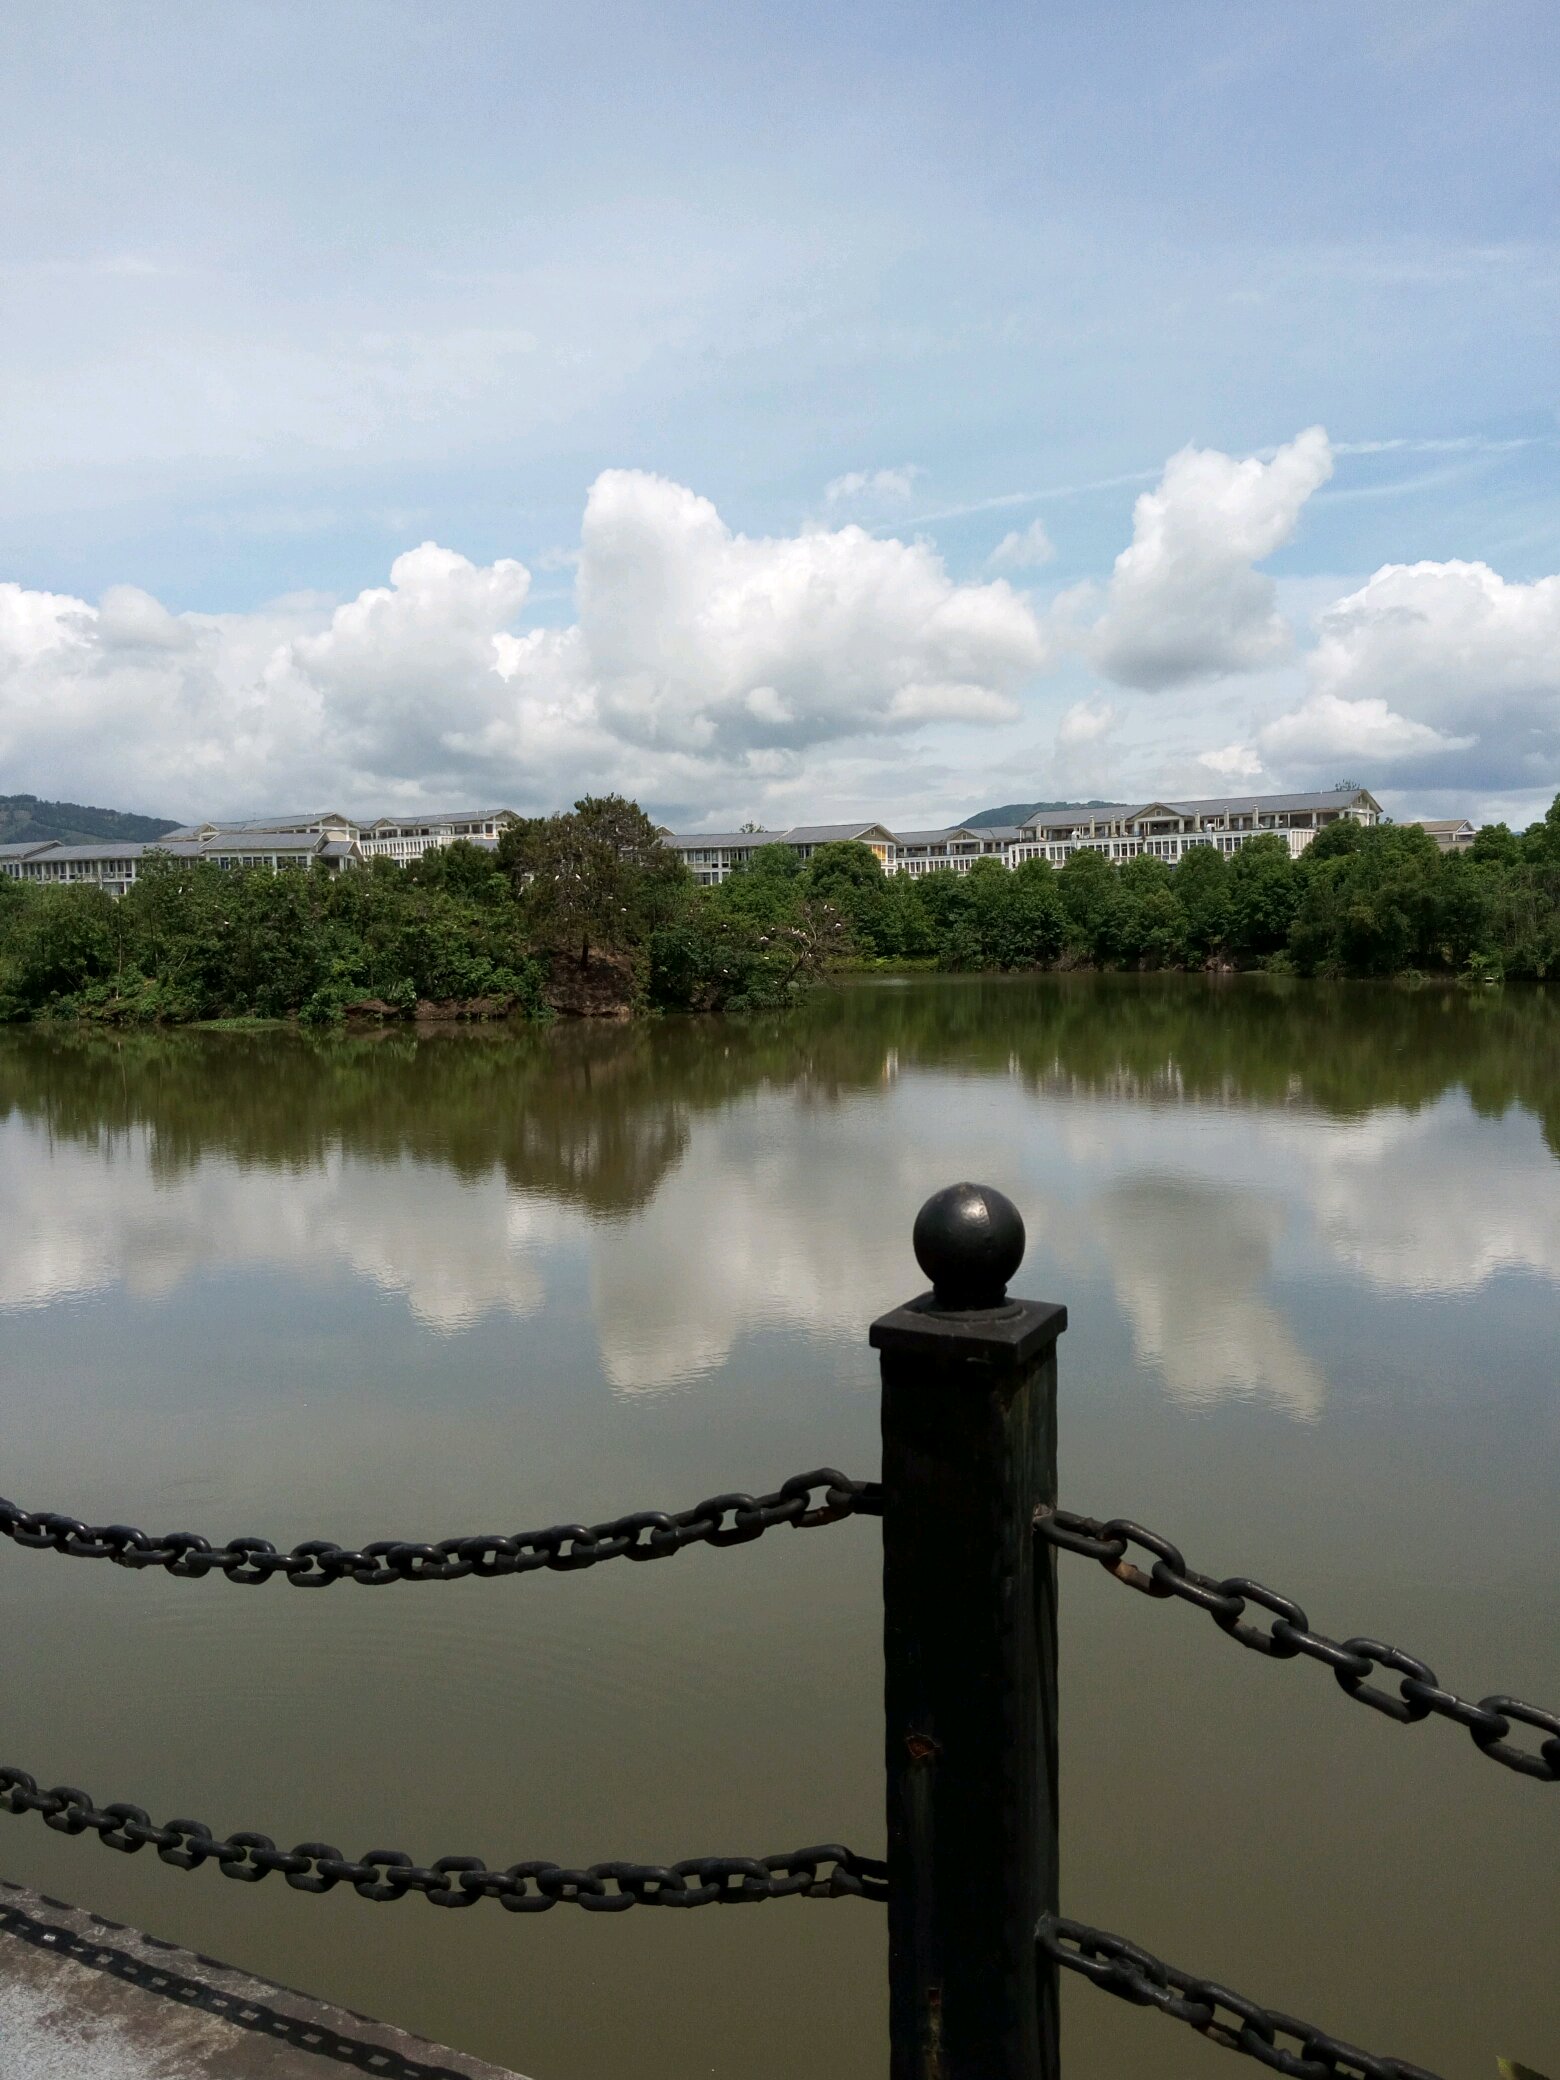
[872,1183,1066,2080]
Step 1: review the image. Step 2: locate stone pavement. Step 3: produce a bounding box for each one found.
[0,1880,528,2080]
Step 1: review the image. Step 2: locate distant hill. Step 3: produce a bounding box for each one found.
[0,793,181,847]
[962,799,1115,828]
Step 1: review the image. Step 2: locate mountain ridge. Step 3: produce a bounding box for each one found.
[0,793,181,847]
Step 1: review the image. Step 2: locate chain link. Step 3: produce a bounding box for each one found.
[0,1469,881,1587]
[0,1764,887,1910]
[1040,1915,1444,2079]
[1036,1508,1560,1782]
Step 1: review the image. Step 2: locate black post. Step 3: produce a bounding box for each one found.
[872,1183,1066,2080]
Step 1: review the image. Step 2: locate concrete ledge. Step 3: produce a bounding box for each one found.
[0,1879,529,2079]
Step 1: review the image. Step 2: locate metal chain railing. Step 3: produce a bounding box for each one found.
[0,1765,887,1910]
[1039,1916,1444,2080]
[1036,1507,1560,1782]
[0,1469,881,1587]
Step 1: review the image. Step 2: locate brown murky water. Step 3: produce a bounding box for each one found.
[1,975,1557,2079]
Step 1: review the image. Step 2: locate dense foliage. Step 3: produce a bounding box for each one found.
[0,796,848,1024]
[802,801,1560,985]
[3,794,1558,1024]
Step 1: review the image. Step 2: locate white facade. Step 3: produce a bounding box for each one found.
[1,832,360,894]
[357,810,517,860]
[665,823,898,886]
[664,790,1384,883]
[163,811,359,843]
[0,808,523,895]
[1004,792,1380,868]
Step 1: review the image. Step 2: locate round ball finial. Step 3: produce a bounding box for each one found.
[913,1182,1025,1310]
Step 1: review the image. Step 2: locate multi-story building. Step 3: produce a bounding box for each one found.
[357,810,518,861]
[1006,790,1382,867]
[1,831,360,893]
[7,790,1390,899]
[664,822,898,885]
[1,808,522,897]
[163,812,359,843]
[664,789,1383,882]
[892,825,1026,875]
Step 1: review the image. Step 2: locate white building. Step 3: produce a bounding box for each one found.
[357,810,518,861]
[163,811,359,843]
[1,806,524,896]
[892,825,1025,876]
[664,822,898,885]
[664,790,1383,883]
[1,831,360,893]
[1005,790,1382,867]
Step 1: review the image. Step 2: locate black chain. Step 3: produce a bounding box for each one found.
[1040,1915,1444,2079]
[0,1468,881,1587]
[0,1764,887,1910]
[1037,1507,1560,1782]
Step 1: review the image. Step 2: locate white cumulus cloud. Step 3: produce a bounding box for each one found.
[1078,426,1334,690]
[0,470,1046,821]
[1259,692,1474,767]
[1199,743,1264,781]
[1250,558,1560,795]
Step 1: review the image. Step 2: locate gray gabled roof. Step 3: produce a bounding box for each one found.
[663,831,778,850]
[24,840,212,862]
[366,809,514,828]
[783,822,896,845]
[15,842,155,863]
[1019,789,1382,833]
[1157,789,1382,817]
[892,826,977,847]
[1021,804,1135,832]
[0,841,59,860]
[213,811,352,832]
[203,830,330,851]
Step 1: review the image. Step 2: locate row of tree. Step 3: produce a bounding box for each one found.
[0,797,844,1023]
[753,800,1560,983]
[3,793,1558,1024]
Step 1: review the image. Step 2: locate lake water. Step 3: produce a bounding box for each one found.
[1,975,1556,2080]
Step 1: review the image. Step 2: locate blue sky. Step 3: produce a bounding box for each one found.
[2,0,1557,826]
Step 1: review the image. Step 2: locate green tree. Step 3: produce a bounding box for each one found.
[1111,855,1189,967]
[1289,824,1440,975]
[0,885,118,1009]
[1226,836,1299,958]
[1057,850,1124,962]
[500,795,688,971]
[1172,844,1231,960]
[800,841,894,954]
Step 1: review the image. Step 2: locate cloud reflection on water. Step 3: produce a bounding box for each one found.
[1,983,1556,1416]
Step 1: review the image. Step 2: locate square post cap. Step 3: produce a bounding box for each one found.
[871,1183,1067,1368]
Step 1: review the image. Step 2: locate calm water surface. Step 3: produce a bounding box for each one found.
[1,976,1557,2080]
